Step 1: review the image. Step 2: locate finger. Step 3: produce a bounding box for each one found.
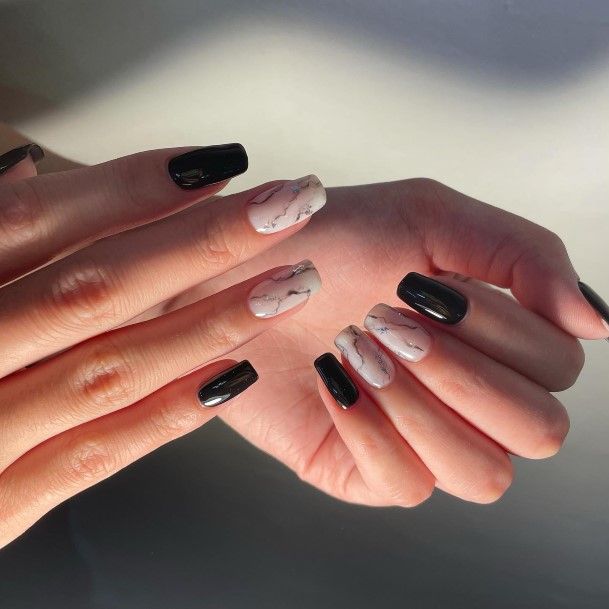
[0,176,326,374]
[0,358,256,550]
[0,144,247,285]
[364,304,570,460]
[334,327,513,504]
[0,260,321,471]
[0,143,42,183]
[396,272,585,391]
[313,353,435,507]
[414,179,607,338]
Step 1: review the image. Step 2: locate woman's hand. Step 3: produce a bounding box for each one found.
[172,178,607,506]
[0,143,329,547]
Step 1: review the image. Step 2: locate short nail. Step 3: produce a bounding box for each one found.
[0,143,45,175]
[197,360,258,407]
[314,352,359,409]
[397,272,468,325]
[168,143,248,190]
[334,325,395,389]
[246,175,326,234]
[364,303,432,362]
[248,259,321,318]
[578,281,609,335]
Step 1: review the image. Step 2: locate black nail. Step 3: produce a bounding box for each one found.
[397,272,468,325]
[314,353,359,409]
[168,143,248,190]
[0,143,45,175]
[197,360,258,407]
[578,281,609,328]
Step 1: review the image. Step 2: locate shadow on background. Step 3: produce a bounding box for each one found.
[2,0,609,120]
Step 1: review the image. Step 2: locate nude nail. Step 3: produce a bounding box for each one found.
[334,325,395,389]
[247,259,321,318]
[364,303,432,362]
[246,175,326,234]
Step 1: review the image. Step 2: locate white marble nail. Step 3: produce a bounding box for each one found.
[246,175,326,234]
[364,303,432,362]
[334,325,395,389]
[248,259,321,318]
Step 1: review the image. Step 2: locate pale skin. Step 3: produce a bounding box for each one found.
[0,122,606,548]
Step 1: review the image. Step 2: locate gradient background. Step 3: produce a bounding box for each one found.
[0,1,608,607]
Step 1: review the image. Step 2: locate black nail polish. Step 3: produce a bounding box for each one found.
[314,353,359,409]
[197,360,258,407]
[0,143,45,175]
[578,281,609,328]
[397,272,468,325]
[168,143,248,190]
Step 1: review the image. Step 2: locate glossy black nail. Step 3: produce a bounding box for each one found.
[168,143,248,190]
[197,360,258,408]
[314,353,359,409]
[397,272,468,325]
[0,143,44,175]
[578,281,609,329]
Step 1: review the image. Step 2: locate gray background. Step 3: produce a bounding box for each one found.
[0,1,608,607]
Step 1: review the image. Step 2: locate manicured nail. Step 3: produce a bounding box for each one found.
[364,303,432,362]
[314,353,359,409]
[168,143,248,190]
[397,272,468,325]
[578,281,609,335]
[334,325,395,389]
[246,175,326,234]
[248,259,321,318]
[197,360,258,407]
[0,143,44,175]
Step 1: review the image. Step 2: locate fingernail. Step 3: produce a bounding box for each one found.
[334,325,395,389]
[248,259,321,318]
[168,143,248,190]
[197,360,258,407]
[364,303,432,362]
[397,272,468,325]
[246,175,326,234]
[0,143,45,175]
[578,281,609,335]
[314,353,359,409]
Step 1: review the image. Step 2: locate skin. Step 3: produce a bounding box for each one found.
[0,123,605,548]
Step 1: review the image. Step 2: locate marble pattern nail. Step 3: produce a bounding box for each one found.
[247,175,326,234]
[248,259,321,318]
[334,325,395,389]
[364,303,432,362]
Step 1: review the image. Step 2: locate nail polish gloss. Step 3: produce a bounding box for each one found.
[397,272,468,325]
[0,143,45,175]
[578,281,609,333]
[197,360,258,407]
[168,143,248,190]
[314,353,359,409]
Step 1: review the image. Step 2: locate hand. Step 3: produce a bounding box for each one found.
[180,178,607,506]
[0,143,329,547]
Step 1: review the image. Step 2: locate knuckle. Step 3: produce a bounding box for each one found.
[147,399,200,441]
[184,209,240,269]
[0,181,47,248]
[194,314,242,355]
[71,339,137,410]
[46,258,123,326]
[61,432,117,484]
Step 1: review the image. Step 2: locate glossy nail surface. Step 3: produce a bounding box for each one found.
[246,175,326,234]
[397,272,468,325]
[334,325,395,389]
[248,259,321,318]
[168,143,248,190]
[0,143,44,175]
[314,353,359,409]
[364,303,432,362]
[197,360,258,407]
[578,281,609,333]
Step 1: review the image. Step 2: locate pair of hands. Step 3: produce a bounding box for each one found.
[0,140,606,549]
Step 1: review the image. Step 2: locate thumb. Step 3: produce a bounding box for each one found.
[417,179,608,340]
